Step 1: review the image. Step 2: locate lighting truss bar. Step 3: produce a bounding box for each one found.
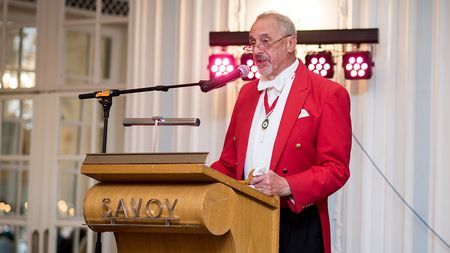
[209,28,379,46]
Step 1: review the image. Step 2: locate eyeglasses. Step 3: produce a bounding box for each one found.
[243,34,293,52]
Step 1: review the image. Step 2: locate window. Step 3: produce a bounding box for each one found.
[0,99,32,218]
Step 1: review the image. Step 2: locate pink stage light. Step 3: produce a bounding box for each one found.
[240,53,260,81]
[208,54,237,79]
[305,51,334,78]
[342,51,374,80]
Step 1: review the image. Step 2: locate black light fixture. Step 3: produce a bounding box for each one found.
[209,29,379,80]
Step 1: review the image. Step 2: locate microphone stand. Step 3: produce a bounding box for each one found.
[78,81,204,253]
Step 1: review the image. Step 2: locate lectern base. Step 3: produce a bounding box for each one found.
[115,233,235,253]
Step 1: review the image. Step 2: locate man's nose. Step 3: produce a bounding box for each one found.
[252,44,264,54]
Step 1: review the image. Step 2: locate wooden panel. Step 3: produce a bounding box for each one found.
[229,191,279,253]
[115,233,236,253]
[84,183,235,235]
[84,183,279,253]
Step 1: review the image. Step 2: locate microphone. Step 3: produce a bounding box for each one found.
[200,65,250,92]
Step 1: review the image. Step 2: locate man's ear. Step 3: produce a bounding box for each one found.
[287,36,297,53]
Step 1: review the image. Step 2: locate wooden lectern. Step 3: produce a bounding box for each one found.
[81,153,280,253]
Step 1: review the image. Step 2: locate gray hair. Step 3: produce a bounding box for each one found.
[255,11,297,38]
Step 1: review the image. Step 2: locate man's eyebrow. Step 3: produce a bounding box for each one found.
[249,33,271,40]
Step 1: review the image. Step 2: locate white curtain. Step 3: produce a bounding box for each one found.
[125,0,237,165]
[343,0,450,252]
[125,0,450,252]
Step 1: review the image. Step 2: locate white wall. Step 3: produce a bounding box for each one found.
[244,0,341,30]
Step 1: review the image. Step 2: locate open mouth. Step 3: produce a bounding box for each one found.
[255,56,268,66]
[256,59,268,68]
[256,59,266,65]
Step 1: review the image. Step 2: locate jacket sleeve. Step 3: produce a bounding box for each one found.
[210,92,241,179]
[285,85,352,212]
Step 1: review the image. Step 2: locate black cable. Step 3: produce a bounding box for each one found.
[352,132,450,249]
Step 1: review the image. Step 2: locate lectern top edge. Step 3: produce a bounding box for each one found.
[81,153,279,209]
[83,152,208,164]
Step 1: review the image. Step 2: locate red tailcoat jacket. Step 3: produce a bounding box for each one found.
[211,60,351,253]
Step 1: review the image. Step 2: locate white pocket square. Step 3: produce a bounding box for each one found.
[298,109,310,119]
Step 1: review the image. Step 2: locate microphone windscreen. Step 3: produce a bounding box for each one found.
[200,65,252,92]
[238,65,250,78]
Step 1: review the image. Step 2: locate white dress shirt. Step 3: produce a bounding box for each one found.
[244,59,299,179]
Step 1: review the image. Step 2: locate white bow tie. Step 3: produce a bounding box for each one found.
[258,79,282,92]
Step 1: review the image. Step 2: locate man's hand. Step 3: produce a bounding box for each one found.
[251,170,292,196]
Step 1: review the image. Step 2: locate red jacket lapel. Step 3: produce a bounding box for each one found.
[270,62,309,170]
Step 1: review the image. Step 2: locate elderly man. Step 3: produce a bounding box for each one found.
[211,11,352,253]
